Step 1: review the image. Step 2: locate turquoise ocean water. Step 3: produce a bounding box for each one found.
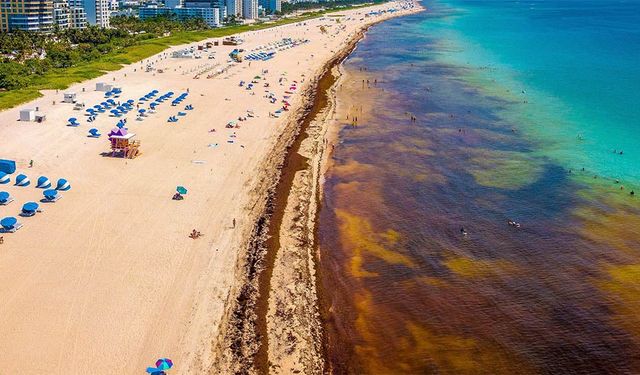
[319,1,640,373]
[430,0,640,182]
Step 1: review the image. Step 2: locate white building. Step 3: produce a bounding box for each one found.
[225,0,241,17]
[69,4,87,28]
[53,0,71,29]
[83,0,109,27]
[241,0,256,19]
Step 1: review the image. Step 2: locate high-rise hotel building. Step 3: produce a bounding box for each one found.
[0,0,53,31]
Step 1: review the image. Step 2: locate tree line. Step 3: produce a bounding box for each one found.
[0,15,209,91]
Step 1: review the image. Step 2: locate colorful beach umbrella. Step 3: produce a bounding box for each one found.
[155,358,173,370]
[176,186,187,195]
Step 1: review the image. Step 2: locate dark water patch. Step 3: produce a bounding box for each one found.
[319,7,640,374]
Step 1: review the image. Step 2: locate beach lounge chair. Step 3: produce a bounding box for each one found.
[20,202,39,217]
[0,191,13,205]
[42,189,61,202]
[177,112,186,116]
[0,217,22,233]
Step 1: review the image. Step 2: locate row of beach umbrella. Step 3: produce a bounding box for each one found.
[0,188,63,232]
[0,172,70,191]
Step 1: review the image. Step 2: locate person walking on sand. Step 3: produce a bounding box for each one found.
[232,218,236,228]
[29,160,33,168]
[0,236,3,245]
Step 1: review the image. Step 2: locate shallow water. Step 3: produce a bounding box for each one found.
[319,1,640,373]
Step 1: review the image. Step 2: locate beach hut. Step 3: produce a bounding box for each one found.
[36,176,51,189]
[43,189,61,202]
[63,92,77,103]
[0,172,10,184]
[21,202,39,217]
[15,174,30,187]
[0,217,22,233]
[56,178,71,191]
[20,109,35,122]
[96,82,112,92]
[0,191,13,205]
[0,159,16,174]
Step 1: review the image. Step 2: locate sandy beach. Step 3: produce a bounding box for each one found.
[0,2,420,373]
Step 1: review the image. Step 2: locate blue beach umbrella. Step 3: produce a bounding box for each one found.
[15,174,30,187]
[0,172,9,184]
[0,217,18,230]
[155,358,173,370]
[56,178,70,191]
[0,191,9,202]
[36,176,51,189]
[88,128,101,137]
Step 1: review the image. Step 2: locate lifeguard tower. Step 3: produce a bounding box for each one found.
[108,128,141,159]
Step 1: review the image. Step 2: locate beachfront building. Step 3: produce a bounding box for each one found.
[139,5,220,27]
[258,0,278,13]
[225,0,239,17]
[52,0,70,28]
[0,0,53,31]
[82,0,109,27]
[164,0,180,8]
[241,0,255,19]
[68,0,87,28]
[184,0,224,27]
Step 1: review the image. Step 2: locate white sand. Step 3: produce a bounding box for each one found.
[0,2,418,373]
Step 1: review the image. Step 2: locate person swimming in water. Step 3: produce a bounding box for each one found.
[460,227,467,236]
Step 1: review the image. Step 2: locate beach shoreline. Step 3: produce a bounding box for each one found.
[213,4,424,374]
